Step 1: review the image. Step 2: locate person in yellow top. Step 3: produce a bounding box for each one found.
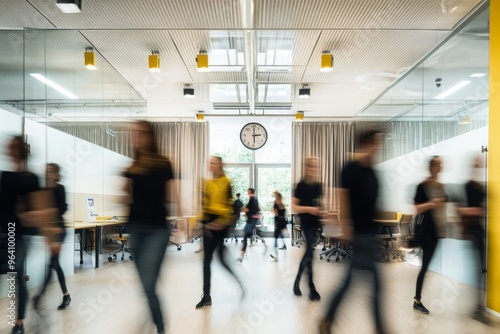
[196,156,243,309]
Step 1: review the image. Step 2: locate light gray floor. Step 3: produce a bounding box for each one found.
[0,239,498,334]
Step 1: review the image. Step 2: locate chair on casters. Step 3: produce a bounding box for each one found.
[225,215,239,243]
[249,214,266,251]
[375,213,404,261]
[170,220,182,251]
[319,213,351,262]
[108,226,133,262]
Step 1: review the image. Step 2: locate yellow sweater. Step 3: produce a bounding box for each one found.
[201,175,232,224]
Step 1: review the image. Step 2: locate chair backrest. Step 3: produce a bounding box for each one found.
[399,214,413,239]
[374,211,398,221]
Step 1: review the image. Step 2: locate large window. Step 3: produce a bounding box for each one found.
[210,117,292,230]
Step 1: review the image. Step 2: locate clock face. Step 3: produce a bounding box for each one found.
[240,122,268,150]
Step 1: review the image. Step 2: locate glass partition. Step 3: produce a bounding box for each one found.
[356,6,489,287]
[0,27,145,293]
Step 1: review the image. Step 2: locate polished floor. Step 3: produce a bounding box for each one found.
[1,238,498,334]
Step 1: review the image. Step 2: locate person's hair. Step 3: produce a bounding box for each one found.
[236,193,241,197]
[274,191,285,210]
[305,157,319,168]
[10,135,27,161]
[248,188,255,194]
[429,155,441,173]
[47,163,61,182]
[357,129,380,148]
[134,120,160,160]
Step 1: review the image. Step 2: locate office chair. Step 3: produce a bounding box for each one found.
[319,213,351,262]
[225,215,239,243]
[376,213,405,262]
[107,226,133,262]
[169,220,182,251]
[249,214,266,250]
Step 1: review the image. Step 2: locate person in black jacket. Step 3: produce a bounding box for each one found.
[33,163,71,311]
[319,130,386,334]
[0,135,40,334]
[238,188,260,261]
[292,157,322,301]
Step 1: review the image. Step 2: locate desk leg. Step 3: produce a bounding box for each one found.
[95,226,101,268]
[80,229,84,264]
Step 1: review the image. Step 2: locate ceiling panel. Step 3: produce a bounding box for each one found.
[27,0,243,29]
[256,0,483,29]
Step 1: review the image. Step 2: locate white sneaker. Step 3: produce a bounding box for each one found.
[270,254,278,262]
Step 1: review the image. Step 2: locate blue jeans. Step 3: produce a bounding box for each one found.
[324,234,383,329]
[129,224,170,333]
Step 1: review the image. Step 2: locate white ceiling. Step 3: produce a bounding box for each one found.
[0,0,488,121]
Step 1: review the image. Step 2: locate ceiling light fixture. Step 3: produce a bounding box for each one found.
[56,0,82,13]
[149,51,161,73]
[30,73,79,99]
[197,50,209,72]
[183,84,195,98]
[435,80,470,99]
[298,84,310,98]
[320,51,333,72]
[84,47,97,70]
[196,111,205,121]
[295,111,304,121]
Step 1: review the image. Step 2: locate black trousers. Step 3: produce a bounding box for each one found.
[294,228,316,289]
[39,252,68,296]
[415,224,439,300]
[203,227,239,295]
[273,220,287,247]
[324,235,383,329]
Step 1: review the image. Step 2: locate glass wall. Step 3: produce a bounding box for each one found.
[0,28,145,294]
[356,6,489,287]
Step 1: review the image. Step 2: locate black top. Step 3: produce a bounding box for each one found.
[52,184,68,229]
[273,202,286,222]
[124,160,174,227]
[232,199,244,215]
[465,181,485,209]
[294,181,322,230]
[0,171,40,235]
[245,196,260,220]
[341,161,378,235]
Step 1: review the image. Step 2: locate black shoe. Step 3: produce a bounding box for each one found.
[11,324,24,334]
[309,289,321,301]
[279,245,287,250]
[413,301,429,314]
[293,285,302,296]
[195,294,212,309]
[58,294,71,310]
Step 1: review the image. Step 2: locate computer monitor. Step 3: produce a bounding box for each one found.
[87,198,95,209]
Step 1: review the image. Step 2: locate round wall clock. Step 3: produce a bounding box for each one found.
[240,122,268,150]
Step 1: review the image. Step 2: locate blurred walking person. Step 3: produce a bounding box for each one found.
[124,121,181,334]
[457,156,488,322]
[238,188,260,261]
[0,135,40,334]
[33,163,71,311]
[292,157,322,301]
[196,156,242,308]
[270,191,287,261]
[412,156,447,315]
[320,130,386,334]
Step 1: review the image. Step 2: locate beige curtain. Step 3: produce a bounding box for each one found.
[48,121,209,216]
[292,122,355,212]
